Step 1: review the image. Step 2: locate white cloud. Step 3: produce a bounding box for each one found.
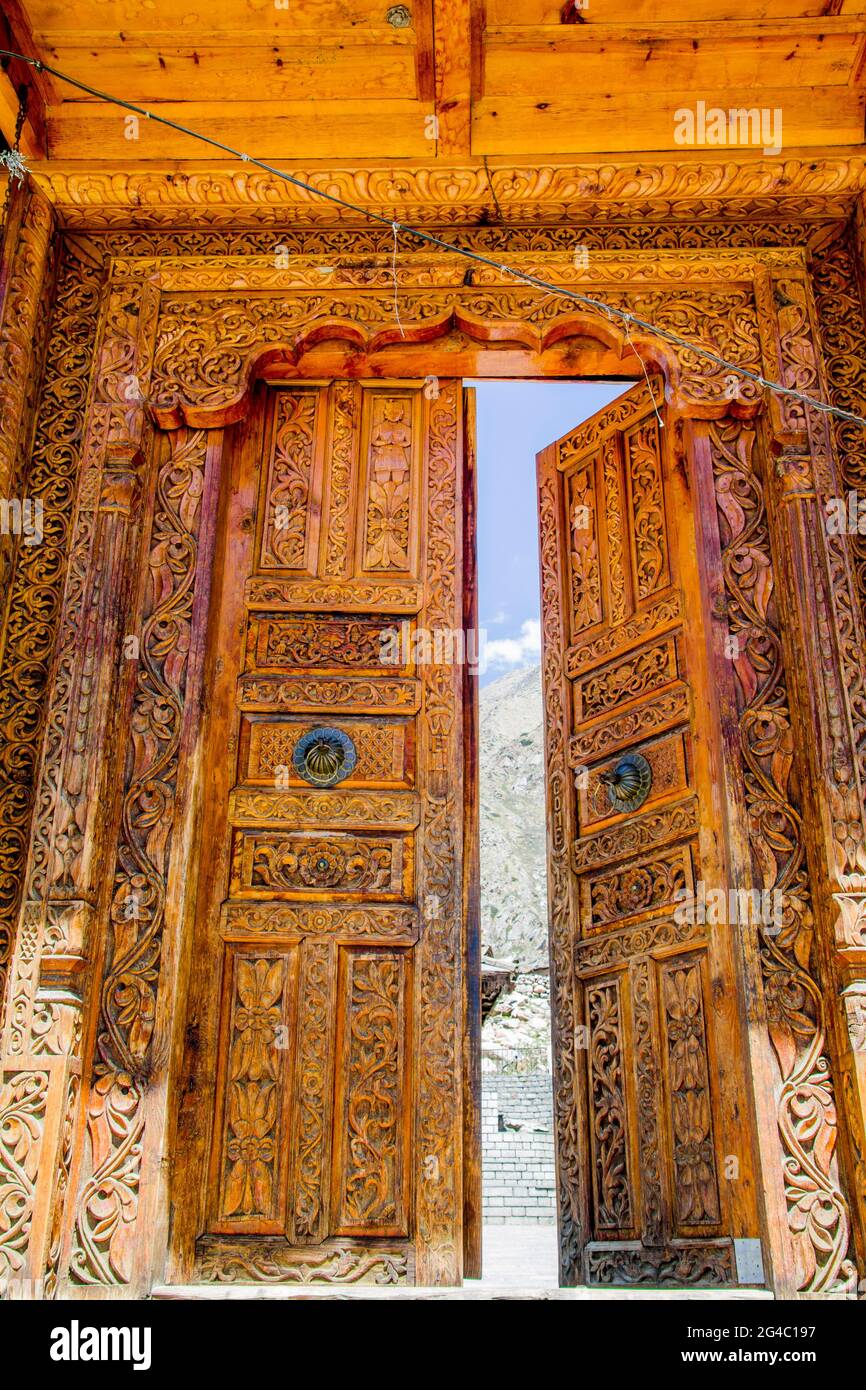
[483,608,508,627]
[484,618,541,671]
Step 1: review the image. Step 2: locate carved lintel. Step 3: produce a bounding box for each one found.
[29,153,866,229]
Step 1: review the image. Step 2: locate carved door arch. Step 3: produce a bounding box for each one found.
[3,244,863,1298]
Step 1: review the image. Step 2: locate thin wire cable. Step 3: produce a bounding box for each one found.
[391,221,405,339]
[3,46,866,430]
[624,315,664,429]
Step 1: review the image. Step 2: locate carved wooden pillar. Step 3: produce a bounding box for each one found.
[761,429,866,1286]
[761,263,866,1288]
[0,181,55,1005]
[0,181,54,509]
[692,407,862,1296]
[63,425,222,1293]
[0,276,158,1296]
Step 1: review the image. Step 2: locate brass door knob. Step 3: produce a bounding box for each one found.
[599,752,652,813]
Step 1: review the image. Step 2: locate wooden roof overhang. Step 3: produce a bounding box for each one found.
[1,2,865,228]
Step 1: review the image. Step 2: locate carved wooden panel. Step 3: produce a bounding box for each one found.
[250,614,412,672]
[576,729,688,834]
[258,388,326,573]
[211,948,297,1231]
[332,948,411,1237]
[228,829,414,901]
[170,379,468,1286]
[357,389,422,579]
[538,378,758,1286]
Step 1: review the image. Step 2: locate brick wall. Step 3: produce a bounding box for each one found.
[482,1071,556,1223]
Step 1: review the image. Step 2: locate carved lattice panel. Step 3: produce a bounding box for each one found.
[538,378,758,1288]
[240,715,415,788]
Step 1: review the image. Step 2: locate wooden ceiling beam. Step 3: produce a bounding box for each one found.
[0,0,52,156]
[432,0,475,157]
[486,0,866,22]
[26,148,866,229]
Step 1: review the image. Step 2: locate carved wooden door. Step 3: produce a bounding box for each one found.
[171,379,476,1288]
[537,379,761,1287]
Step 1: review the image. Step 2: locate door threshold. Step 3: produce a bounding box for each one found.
[150,1283,773,1301]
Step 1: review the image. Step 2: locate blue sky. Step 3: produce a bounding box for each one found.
[472,380,627,686]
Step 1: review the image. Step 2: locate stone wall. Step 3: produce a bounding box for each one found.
[482,1071,556,1224]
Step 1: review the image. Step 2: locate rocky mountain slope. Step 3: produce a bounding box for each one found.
[479,662,549,971]
[479,662,552,1063]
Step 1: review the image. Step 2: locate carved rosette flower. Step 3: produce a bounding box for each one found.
[223,1083,278,1218]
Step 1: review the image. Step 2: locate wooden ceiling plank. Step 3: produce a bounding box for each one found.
[485,0,866,23]
[45,98,435,161]
[485,34,861,95]
[26,0,390,35]
[473,86,865,156]
[36,27,416,49]
[486,17,866,42]
[42,46,418,104]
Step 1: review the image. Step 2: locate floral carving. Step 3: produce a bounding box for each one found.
[220,957,286,1222]
[338,954,405,1230]
[578,639,675,720]
[0,1071,49,1280]
[260,390,319,570]
[70,429,209,1284]
[602,437,629,625]
[0,242,100,1008]
[588,849,688,928]
[363,396,414,572]
[587,983,631,1231]
[324,380,357,578]
[197,1237,408,1284]
[261,615,399,668]
[250,836,394,894]
[567,464,602,635]
[662,959,720,1226]
[588,1241,733,1287]
[627,419,668,599]
[293,942,333,1240]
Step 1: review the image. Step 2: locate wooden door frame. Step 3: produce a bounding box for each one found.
[2,240,866,1297]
